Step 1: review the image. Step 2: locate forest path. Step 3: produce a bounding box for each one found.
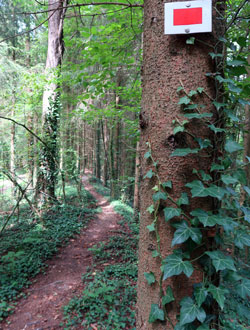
[0,175,122,330]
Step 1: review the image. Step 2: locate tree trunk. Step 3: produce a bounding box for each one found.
[136,1,224,328]
[133,141,140,211]
[36,0,68,205]
[96,120,101,179]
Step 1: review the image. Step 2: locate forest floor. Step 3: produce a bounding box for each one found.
[0,175,124,330]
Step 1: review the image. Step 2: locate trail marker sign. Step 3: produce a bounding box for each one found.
[164,0,212,35]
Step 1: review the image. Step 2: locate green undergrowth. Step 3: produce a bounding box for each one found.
[88,176,111,198]
[0,186,97,321]
[62,188,138,330]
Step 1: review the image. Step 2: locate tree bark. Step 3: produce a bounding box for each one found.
[136,1,224,328]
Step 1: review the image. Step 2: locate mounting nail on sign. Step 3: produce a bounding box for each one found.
[164,0,212,35]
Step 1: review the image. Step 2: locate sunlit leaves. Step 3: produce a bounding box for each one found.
[225,140,243,153]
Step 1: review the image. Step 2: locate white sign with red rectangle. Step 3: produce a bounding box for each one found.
[164,0,212,35]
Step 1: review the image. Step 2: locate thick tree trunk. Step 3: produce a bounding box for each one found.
[36,0,68,205]
[136,1,224,328]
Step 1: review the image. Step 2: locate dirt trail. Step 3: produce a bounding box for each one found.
[0,176,122,330]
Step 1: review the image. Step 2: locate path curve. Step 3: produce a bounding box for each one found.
[0,176,122,330]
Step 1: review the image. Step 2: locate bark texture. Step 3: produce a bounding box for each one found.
[136,0,224,328]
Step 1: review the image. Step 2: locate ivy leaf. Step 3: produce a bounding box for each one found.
[147,222,155,232]
[162,250,193,280]
[186,37,195,44]
[197,325,210,330]
[144,169,154,179]
[144,272,156,285]
[228,83,242,93]
[185,181,207,197]
[242,206,250,223]
[244,186,250,196]
[221,174,238,185]
[148,304,165,323]
[208,124,225,133]
[147,205,155,214]
[213,101,226,110]
[205,184,226,200]
[227,59,246,66]
[179,297,206,325]
[171,221,202,246]
[164,207,181,222]
[152,250,160,258]
[184,113,213,119]
[234,231,250,249]
[152,191,167,202]
[174,126,185,134]
[144,151,151,159]
[171,148,199,157]
[211,163,225,171]
[196,213,217,227]
[162,181,172,189]
[225,140,243,153]
[206,250,236,272]
[162,286,175,305]
[200,170,212,182]
[236,278,250,299]
[194,284,208,307]
[177,193,189,206]
[188,90,197,97]
[197,87,204,94]
[195,138,212,149]
[208,284,228,310]
[178,96,191,105]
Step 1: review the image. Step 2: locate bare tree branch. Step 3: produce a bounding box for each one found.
[226,0,249,30]
[20,1,143,15]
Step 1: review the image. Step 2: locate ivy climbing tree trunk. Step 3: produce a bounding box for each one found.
[136,0,224,328]
[36,0,68,206]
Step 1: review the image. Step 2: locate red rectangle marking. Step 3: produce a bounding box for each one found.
[173,7,202,26]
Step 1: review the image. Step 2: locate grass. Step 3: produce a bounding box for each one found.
[62,178,138,330]
[0,186,97,321]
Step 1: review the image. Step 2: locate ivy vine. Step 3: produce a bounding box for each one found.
[143,35,250,329]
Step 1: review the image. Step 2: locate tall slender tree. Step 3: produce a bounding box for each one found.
[36,0,68,205]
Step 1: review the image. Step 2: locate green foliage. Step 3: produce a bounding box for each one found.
[63,199,138,329]
[148,304,165,323]
[0,187,97,320]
